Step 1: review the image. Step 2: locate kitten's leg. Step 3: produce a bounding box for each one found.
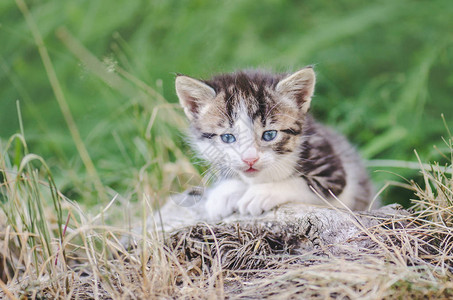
[205,179,248,220]
[238,177,320,216]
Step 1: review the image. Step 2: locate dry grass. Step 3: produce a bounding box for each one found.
[0,135,452,299]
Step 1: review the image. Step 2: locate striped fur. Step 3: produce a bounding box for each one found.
[176,68,373,218]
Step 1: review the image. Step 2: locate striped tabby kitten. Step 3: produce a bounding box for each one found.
[175,67,372,220]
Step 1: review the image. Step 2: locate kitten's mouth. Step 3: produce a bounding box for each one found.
[244,167,259,174]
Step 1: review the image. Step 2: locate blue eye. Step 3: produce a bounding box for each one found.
[262,130,277,141]
[220,134,236,143]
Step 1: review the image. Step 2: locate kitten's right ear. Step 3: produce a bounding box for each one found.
[175,75,216,120]
[276,67,316,113]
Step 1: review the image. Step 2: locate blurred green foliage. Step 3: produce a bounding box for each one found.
[1,0,453,206]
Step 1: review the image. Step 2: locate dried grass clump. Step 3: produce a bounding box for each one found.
[164,204,452,299]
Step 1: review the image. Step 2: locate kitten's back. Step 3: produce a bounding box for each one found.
[313,122,373,210]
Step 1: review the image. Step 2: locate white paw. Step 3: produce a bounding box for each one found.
[238,186,291,216]
[205,180,247,220]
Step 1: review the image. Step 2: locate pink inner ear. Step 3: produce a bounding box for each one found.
[297,84,313,105]
[183,93,200,114]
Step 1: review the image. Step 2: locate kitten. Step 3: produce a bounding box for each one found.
[175,67,373,220]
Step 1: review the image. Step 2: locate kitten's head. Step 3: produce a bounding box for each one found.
[175,67,315,183]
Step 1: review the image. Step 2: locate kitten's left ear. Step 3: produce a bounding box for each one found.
[276,67,316,113]
[175,75,216,121]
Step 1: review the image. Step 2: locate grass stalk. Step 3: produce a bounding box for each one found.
[15,0,107,203]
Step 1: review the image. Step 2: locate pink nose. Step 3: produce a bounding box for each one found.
[242,157,259,167]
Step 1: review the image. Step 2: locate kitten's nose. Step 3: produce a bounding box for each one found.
[242,148,259,166]
[242,157,259,167]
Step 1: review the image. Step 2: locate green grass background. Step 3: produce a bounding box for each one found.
[1,0,453,207]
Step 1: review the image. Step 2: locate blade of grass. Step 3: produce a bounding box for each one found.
[275,1,404,63]
[15,0,107,203]
[366,159,452,174]
[361,126,407,159]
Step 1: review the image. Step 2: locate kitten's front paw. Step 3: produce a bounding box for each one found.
[238,187,289,216]
[205,194,235,221]
[205,181,247,220]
